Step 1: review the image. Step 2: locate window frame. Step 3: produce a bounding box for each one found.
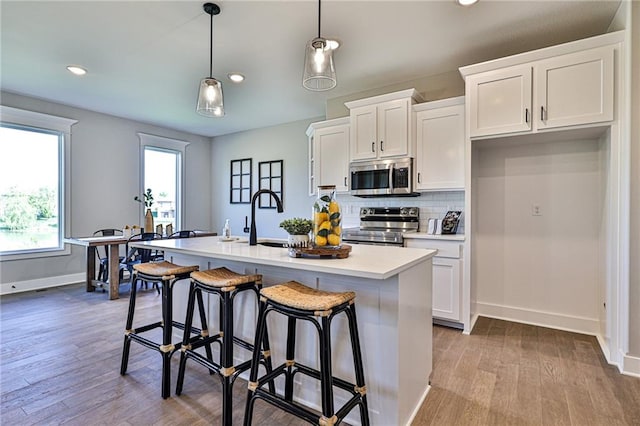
[0,106,76,261]
[137,133,189,231]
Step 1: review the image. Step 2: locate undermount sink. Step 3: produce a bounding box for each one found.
[257,241,286,248]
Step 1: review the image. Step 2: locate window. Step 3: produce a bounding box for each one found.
[138,133,189,232]
[0,106,76,260]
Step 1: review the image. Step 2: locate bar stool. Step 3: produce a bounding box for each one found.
[120,260,204,399]
[175,267,274,426]
[244,281,370,426]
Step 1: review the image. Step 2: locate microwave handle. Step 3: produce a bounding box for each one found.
[388,163,394,191]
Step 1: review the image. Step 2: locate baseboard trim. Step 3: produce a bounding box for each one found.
[406,385,430,426]
[0,273,84,295]
[622,352,640,377]
[475,301,600,336]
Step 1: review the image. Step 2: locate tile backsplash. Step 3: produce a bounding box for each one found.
[336,191,465,234]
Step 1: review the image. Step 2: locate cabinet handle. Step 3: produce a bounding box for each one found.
[344,176,347,187]
[371,142,375,152]
[541,106,545,122]
[525,108,529,123]
[417,172,421,183]
[380,140,384,151]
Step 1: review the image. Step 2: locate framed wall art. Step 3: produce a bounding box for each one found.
[230,158,252,204]
[258,160,283,209]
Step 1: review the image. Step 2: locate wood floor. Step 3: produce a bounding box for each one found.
[1,284,639,425]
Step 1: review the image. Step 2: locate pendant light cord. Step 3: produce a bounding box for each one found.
[317,0,321,39]
[209,11,213,78]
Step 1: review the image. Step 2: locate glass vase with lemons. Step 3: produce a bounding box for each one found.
[312,185,341,248]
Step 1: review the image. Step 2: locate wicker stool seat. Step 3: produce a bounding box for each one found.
[120,260,204,399]
[176,267,274,426]
[244,281,369,426]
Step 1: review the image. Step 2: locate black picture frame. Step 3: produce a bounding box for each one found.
[258,160,283,209]
[230,158,252,204]
[441,211,462,234]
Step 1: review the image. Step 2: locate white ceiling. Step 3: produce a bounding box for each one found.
[1,0,621,137]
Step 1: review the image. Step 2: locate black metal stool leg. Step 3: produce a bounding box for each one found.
[221,290,234,426]
[195,287,214,369]
[120,271,139,375]
[319,316,335,419]
[160,278,173,399]
[176,282,198,396]
[244,300,269,426]
[284,316,297,401]
[346,304,370,425]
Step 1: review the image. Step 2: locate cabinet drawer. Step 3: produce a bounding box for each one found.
[404,239,462,259]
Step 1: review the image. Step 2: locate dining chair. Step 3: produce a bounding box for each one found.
[167,230,197,239]
[92,228,124,283]
[120,232,164,293]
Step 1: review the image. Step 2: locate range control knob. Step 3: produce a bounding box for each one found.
[400,207,408,216]
[360,208,368,216]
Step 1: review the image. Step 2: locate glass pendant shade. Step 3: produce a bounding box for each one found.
[196,77,224,117]
[303,37,336,91]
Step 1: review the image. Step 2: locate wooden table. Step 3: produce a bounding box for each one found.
[65,231,218,300]
[65,235,129,300]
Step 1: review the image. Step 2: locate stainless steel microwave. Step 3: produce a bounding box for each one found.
[349,158,417,197]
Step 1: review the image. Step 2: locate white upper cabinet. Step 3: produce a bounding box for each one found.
[346,89,423,161]
[306,118,350,195]
[414,97,465,191]
[464,44,615,139]
[467,65,532,138]
[536,46,614,129]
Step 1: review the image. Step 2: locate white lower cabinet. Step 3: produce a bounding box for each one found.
[405,238,463,323]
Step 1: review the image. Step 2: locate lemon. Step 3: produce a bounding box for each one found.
[328,201,340,214]
[315,236,327,246]
[327,234,341,246]
[333,226,341,236]
[319,221,332,231]
[314,212,329,225]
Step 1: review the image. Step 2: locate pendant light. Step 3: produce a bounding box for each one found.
[302,0,338,91]
[196,3,224,117]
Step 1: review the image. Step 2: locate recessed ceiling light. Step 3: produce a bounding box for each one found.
[457,0,478,6]
[228,73,245,83]
[66,65,87,76]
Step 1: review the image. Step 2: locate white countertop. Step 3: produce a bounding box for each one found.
[403,232,465,241]
[131,236,436,280]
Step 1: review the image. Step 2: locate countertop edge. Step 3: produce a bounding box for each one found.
[131,238,437,280]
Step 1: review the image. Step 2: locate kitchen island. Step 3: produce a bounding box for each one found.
[130,236,436,425]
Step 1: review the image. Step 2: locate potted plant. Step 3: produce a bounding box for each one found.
[279,217,313,248]
[134,188,154,232]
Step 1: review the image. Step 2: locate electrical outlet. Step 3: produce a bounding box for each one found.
[532,204,542,216]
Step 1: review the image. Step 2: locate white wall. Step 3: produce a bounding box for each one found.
[472,136,606,334]
[0,92,212,286]
[628,0,640,361]
[210,118,319,240]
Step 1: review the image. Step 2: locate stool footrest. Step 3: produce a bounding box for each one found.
[131,321,162,335]
[251,387,326,425]
[184,346,262,378]
[128,333,172,354]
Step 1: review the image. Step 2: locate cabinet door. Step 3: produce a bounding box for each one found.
[415,104,465,191]
[432,257,461,322]
[350,105,377,161]
[536,45,614,130]
[468,64,532,138]
[315,124,350,192]
[378,98,410,158]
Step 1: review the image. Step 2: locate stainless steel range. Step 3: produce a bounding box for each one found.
[342,207,419,246]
